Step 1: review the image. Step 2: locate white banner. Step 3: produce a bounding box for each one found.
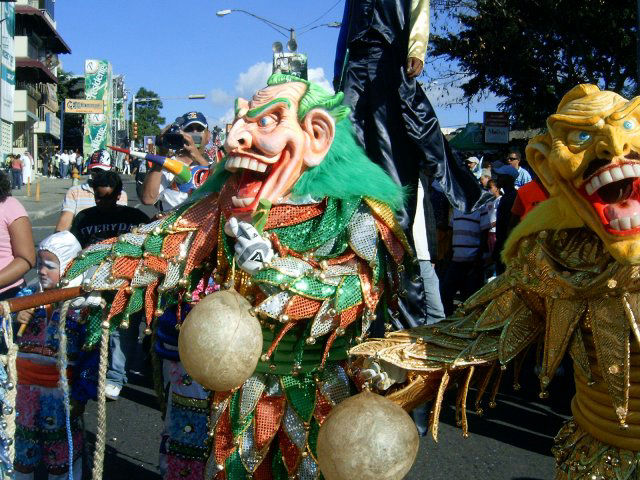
[0,2,15,124]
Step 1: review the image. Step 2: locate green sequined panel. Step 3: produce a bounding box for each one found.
[269,197,360,253]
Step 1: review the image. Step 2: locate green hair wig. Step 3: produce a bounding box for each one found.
[293,119,406,211]
[267,73,350,122]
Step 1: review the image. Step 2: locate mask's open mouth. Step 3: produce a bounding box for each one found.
[225,153,283,212]
[580,159,640,235]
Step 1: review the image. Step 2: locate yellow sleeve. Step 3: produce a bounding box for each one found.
[408,0,430,61]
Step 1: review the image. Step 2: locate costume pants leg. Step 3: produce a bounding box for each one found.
[106,329,127,388]
[419,260,445,325]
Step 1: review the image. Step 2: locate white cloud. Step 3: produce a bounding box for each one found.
[307,67,333,93]
[210,88,233,107]
[235,62,272,98]
[217,107,235,127]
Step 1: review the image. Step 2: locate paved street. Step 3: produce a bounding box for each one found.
[12,175,565,479]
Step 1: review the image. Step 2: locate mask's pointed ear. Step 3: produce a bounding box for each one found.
[525,133,557,194]
[301,108,335,167]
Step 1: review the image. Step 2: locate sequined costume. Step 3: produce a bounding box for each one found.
[13,297,95,477]
[61,74,412,479]
[350,84,640,479]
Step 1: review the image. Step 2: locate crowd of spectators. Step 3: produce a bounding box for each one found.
[436,148,547,312]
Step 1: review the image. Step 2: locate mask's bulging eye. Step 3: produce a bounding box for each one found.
[624,120,635,130]
[568,130,592,145]
[259,116,275,127]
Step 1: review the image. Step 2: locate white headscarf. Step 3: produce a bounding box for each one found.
[38,231,82,275]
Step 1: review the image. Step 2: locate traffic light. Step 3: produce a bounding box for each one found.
[133,122,138,139]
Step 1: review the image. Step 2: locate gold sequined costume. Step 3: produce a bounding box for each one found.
[351,84,640,479]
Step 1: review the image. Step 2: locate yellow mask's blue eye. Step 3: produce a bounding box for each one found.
[259,116,274,127]
[568,130,592,145]
[624,120,634,130]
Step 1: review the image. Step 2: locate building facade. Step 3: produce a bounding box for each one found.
[13,0,70,171]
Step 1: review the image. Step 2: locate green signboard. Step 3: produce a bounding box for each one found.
[83,59,112,156]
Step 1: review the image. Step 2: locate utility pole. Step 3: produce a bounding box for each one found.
[130,94,136,150]
[59,99,65,152]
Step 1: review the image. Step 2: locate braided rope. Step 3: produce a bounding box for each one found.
[0,300,16,475]
[56,299,75,480]
[91,309,110,480]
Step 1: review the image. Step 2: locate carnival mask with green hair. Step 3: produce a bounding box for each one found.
[223,74,403,217]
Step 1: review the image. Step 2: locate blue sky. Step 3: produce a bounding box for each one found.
[55,0,499,130]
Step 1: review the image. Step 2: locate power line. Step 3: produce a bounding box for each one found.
[297,0,342,31]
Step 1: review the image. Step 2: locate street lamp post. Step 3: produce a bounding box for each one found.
[216,9,340,53]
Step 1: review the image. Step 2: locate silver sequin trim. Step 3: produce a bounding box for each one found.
[347,207,378,262]
[256,291,291,319]
[320,365,350,406]
[209,397,229,432]
[270,257,313,278]
[82,243,114,254]
[137,218,165,234]
[239,425,263,473]
[90,261,126,290]
[240,374,267,420]
[309,300,336,338]
[314,237,337,257]
[130,266,159,287]
[282,404,307,450]
[160,261,182,290]
[298,455,320,480]
[118,233,147,247]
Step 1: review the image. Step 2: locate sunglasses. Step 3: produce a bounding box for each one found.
[184,124,206,133]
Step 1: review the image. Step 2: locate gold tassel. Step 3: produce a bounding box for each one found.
[475,363,496,414]
[429,370,450,442]
[489,368,504,408]
[512,346,529,390]
[460,367,475,437]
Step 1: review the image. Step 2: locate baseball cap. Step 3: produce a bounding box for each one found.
[182,111,208,130]
[87,149,112,171]
[465,156,480,165]
[494,164,519,179]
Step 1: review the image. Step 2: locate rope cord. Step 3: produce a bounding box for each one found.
[91,308,110,480]
[0,300,17,477]
[56,299,74,480]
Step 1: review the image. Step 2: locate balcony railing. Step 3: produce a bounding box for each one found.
[24,0,54,20]
[16,82,42,102]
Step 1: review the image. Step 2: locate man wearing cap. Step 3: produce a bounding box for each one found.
[54,149,129,232]
[141,111,212,211]
[506,150,532,188]
[465,156,482,179]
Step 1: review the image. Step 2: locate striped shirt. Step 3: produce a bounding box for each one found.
[61,182,128,216]
[451,208,482,262]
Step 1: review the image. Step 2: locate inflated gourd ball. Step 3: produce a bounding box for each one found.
[317,390,419,480]
[178,289,262,391]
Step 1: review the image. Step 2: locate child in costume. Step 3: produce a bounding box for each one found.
[155,277,217,480]
[13,231,96,479]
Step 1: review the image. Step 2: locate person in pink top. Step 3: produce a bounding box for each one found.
[0,171,36,300]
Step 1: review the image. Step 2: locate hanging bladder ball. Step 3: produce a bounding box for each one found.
[317,390,419,480]
[178,289,263,392]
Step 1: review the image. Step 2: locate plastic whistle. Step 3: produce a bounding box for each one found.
[108,146,191,184]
